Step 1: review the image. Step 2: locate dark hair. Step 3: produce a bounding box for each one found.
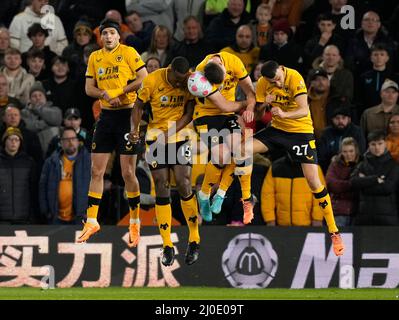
[317,13,335,23]
[51,55,69,66]
[204,62,224,84]
[125,10,140,18]
[99,18,121,35]
[26,48,45,60]
[61,126,77,138]
[370,42,389,55]
[171,56,190,74]
[27,23,49,38]
[261,60,279,79]
[367,130,386,143]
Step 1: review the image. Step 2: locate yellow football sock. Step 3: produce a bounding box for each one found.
[127,191,140,221]
[87,191,102,220]
[155,197,173,247]
[180,193,200,243]
[200,162,223,195]
[238,174,252,200]
[219,163,236,192]
[312,186,338,233]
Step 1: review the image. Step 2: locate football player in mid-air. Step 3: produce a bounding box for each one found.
[78,18,147,246]
[130,57,200,267]
[245,60,344,256]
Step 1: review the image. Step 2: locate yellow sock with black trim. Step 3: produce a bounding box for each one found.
[155,197,173,247]
[312,186,338,233]
[219,163,236,193]
[235,159,253,200]
[180,193,200,243]
[127,191,140,222]
[87,191,102,221]
[200,162,223,195]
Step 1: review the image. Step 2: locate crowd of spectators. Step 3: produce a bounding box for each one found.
[1,0,399,227]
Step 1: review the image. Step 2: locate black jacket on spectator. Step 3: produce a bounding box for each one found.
[351,150,399,225]
[259,41,303,73]
[356,69,399,113]
[0,122,43,173]
[42,77,77,113]
[0,149,38,223]
[318,122,366,172]
[304,33,346,69]
[345,29,396,77]
[205,8,252,52]
[125,20,156,54]
[171,39,213,69]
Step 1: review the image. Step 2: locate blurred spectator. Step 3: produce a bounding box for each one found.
[304,13,346,68]
[170,16,212,68]
[351,130,399,226]
[0,27,11,68]
[62,20,95,75]
[267,0,304,34]
[46,107,91,157]
[221,25,260,74]
[360,79,399,139]
[21,81,63,155]
[345,11,396,79]
[145,56,161,74]
[0,73,22,119]
[9,0,68,55]
[1,104,43,170]
[326,137,361,226]
[73,43,98,130]
[173,0,206,42]
[126,0,175,35]
[0,48,35,105]
[93,10,131,47]
[322,0,354,40]
[21,23,57,72]
[42,56,76,113]
[56,0,108,41]
[206,0,251,51]
[124,10,155,54]
[356,43,399,113]
[259,20,303,71]
[261,154,324,227]
[318,107,366,172]
[141,25,174,67]
[39,126,91,224]
[385,113,399,163]
[311,45,353,105]
[24,49,48,81]
[0,127,38,224]
[308,68,330,139]
[249,3,272,48]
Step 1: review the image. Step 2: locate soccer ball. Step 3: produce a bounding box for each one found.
[187,71,213,98]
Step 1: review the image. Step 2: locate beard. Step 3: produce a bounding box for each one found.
[64,147,77,156]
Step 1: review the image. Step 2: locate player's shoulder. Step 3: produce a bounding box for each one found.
[119,44,140,55]
[285,67,304,80]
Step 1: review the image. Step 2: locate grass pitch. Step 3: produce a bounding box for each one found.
[0,287,398,300]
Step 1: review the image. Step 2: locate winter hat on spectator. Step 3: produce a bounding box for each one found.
[381,79,399,92]
[29,81,46,97]
[272,20,291,36]
[64,108,81,119]
[331,107,351,118]
[2,127,23,145]
[73,20,93,36]
[99,18,121,35]
[309,69,329,82]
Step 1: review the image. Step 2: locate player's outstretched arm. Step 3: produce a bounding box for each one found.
[207,91,246,113]
[129,99,145,143]
[124,67,148,95]
[239,76,256,123]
